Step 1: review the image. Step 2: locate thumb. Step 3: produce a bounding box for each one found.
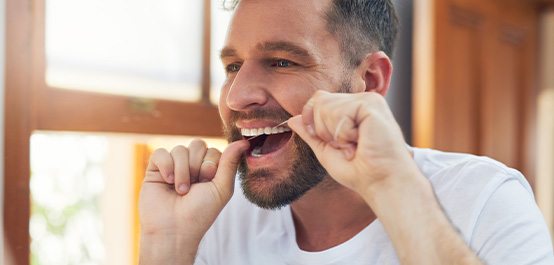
[288,115,326,154]
[212,139,250,197]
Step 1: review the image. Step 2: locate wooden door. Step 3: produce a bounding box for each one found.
[414,0,540,186]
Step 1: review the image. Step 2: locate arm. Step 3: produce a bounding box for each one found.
[139,233,198,265]
[364,170,481,265]
[288,91,482,265]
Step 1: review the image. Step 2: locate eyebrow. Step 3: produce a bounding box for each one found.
[220,47,238,59]
[220,41,313,60]
[256,41,312,58]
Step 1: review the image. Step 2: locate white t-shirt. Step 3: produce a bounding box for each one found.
[195,148,554,264]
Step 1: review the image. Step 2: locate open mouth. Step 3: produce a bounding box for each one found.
[242,125,293,157]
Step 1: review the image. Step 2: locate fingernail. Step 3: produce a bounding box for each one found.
[306,125,315,136]
[178,184,189,194]
[168,174,174,183]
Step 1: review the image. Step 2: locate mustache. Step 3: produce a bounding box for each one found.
[229,108,292,124]
[224,108,292,142]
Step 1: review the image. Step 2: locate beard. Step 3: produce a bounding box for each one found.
[224,108,328,210]
[224,76,353,209]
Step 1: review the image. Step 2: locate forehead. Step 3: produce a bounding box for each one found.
[225,0,334,53]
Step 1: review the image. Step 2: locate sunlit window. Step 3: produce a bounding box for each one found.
[30,133,108,265]
[45,0,205,102]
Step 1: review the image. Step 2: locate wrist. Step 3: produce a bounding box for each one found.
[139,232,200,265]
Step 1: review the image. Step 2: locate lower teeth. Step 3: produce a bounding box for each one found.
[251,146,263,157]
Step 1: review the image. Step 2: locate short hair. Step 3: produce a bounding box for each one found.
[222,0,399,68]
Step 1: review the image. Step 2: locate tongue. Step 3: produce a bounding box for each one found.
[260,132,292,154]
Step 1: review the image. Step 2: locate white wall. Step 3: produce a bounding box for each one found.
[0,0,6,261]
[387,0,413,143]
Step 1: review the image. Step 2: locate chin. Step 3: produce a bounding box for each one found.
[237,137,328,210]
[238,164,298,210]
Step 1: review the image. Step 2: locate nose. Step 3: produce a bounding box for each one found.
[225,62,270,112]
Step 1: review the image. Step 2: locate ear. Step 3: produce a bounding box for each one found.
[355,51,393,96]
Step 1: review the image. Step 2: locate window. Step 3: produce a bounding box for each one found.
[4,0,234,264]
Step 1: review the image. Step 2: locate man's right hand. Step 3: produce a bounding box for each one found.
[138,139,249,265]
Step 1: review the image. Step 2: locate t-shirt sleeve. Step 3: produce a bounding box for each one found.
[193,256,208,265]
[471,178,554,265]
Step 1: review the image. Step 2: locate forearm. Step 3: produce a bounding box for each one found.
[139,233,199,265]
[363,171,482,265]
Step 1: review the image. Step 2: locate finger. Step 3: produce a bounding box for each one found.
[146,148,174,183]
[199,148,221,183]
[187,139,208,184]
[170,146,191,195]
[287,115,326,155]
[330,142,356,161]
[301,97,316,136]
[342,145,356,160]
[334,118,358,144]
[312,103,334,142]
[212,140,250,200]
[291,115,357,168]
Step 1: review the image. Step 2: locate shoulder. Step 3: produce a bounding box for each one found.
[411,147,533,236]
[412,148,532,202]
[412,147,553,263]
[413,147,529,188]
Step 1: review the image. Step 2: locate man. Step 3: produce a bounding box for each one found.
[139,0,554,264]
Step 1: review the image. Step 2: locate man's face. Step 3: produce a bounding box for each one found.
[219,0,350,209]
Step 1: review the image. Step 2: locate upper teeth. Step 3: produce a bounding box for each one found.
[241,126,291,137]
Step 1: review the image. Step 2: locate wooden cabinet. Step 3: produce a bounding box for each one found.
[414,0,539,185]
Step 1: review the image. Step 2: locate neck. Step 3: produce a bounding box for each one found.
[290,177,376,252]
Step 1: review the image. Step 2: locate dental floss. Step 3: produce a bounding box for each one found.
[246,119,290,141]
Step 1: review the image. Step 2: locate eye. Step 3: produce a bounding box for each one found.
[272,59,296,68]
[225,63,241,73]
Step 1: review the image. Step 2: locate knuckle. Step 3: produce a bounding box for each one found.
[365,92,385,105]
[206,148,222,158]
[188,138,207,149]
[360,93,373,104]
[150,148,171,167]
[170,145,188,155]
[202,160,218,170]
[312,90,326,102]
[314,89,328,97]
[200,163,217,179]
[151,148,168,158]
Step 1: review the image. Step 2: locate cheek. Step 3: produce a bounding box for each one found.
[270,77,324,116]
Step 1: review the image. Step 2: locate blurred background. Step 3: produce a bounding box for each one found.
[1,0,553,264]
